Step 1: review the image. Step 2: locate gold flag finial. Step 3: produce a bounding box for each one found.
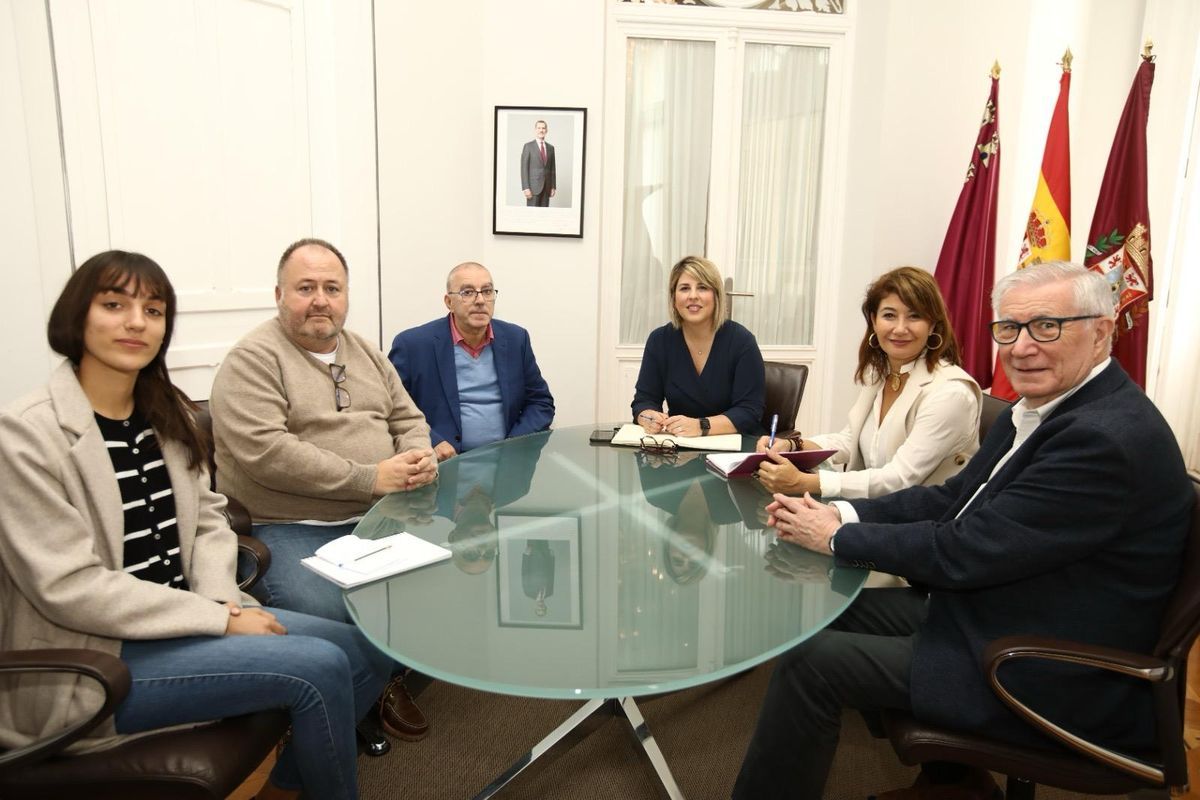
[1061,48,1073,72]
[1143,39,1154,59]
[991,60,1001,79]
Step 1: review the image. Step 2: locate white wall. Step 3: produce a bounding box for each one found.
[1,0,72,406]
[5,0,1195,426]
[825,0,1194,420]
[378,0,1197,434]
[375,0,606,428]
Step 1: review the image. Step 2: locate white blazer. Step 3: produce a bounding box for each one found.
[810,359,982,499]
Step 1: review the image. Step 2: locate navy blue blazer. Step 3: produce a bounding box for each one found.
[837,360,1193,751]
[632,321,766,435]
[388,317,554,452]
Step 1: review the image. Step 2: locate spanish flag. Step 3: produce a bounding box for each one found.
[990,58,1072,401]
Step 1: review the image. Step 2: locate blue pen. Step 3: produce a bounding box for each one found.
[768,413,779,449]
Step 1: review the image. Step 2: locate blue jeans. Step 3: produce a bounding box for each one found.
[115,608,390,800]
[243,522,358,621]
[242,522,405,674]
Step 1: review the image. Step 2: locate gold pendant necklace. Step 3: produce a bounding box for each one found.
[887,371,902,391]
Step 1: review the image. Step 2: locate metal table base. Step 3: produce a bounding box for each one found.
[472,696,685,800]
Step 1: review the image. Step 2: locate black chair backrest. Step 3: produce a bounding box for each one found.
[1155,479,1200,663]
[761,362,809,433]
[979,393,1011,444]
[192,399,218,489]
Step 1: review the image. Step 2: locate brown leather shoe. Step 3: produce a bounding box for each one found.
[871,767,1003,800]
[378,675,429,741]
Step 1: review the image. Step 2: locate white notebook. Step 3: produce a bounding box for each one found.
[300,532,450,589]
[609,423,741,452]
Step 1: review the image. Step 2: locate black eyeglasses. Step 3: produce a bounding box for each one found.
[639,437,678,455]
[330,363,350,412]
[637,447,678,468]
[450,288,498,302]
[989,315,1101,345]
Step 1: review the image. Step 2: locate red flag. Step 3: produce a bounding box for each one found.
[934,70,1001,387]
[992,63,1072,401]
[1085,54,1154,388]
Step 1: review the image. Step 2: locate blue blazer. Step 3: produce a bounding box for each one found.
[631,321,766,435]
[838,360,1193,751]
[388,317,554,452]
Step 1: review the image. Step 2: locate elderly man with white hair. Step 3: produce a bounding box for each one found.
[732,261,1193,800]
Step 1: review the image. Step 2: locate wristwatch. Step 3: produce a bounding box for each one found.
[699,417,710,436]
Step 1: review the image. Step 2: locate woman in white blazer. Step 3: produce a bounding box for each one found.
[0,251,390,800]
[756,266,981,499]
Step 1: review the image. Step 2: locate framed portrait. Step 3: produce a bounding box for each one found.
[492,106,587,238]
[496,513,582,628]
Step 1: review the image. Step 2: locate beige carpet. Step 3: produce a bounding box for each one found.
[356,660,1126,800]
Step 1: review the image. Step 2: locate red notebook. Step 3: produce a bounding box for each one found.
[704,449,837,479]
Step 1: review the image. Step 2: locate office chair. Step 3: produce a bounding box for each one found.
[978,393,1012,444]
[762,361,809,434]
[881,478,1200,798]
[0,400,284,799]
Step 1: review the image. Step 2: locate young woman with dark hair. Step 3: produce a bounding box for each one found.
[0,250,390,800]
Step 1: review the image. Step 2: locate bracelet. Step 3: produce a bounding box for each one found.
[785,434,804,452]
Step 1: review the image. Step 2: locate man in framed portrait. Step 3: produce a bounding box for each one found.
[520,119,556,207]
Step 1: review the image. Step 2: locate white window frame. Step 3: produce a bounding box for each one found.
[598,2,856,435]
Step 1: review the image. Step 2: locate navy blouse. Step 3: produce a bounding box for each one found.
[631,321,766,435]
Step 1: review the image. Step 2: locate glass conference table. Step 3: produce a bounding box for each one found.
[344,425,866,799]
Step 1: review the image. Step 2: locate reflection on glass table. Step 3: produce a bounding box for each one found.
[344,426,866,799]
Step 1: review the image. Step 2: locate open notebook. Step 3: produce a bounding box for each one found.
[609,423,741,452]
[300,532,450,589]
[705,448,837,479]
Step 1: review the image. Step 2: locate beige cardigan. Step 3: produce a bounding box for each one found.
[0,362,251,753]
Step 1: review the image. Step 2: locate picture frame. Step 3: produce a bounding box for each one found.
[496,513,583,628]
[492,106,587,238]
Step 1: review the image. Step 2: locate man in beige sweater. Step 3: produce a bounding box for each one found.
[211,237,436,746]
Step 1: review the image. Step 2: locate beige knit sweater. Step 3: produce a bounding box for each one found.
[211,319,432,522]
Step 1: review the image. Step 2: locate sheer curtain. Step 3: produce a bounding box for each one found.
[619,39,716,345]
[733,44,829,345]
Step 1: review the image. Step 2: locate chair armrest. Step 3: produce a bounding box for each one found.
[0,649,130,773]
[236,534,271,592]
[224,494,269,591]
[984,635,1178,787]
[223,495,252,537]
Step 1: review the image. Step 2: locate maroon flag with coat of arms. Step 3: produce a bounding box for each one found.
[934,69,1002,388]
[1085,54,1154,388]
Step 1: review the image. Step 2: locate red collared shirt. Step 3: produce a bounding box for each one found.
[448,313,494,359]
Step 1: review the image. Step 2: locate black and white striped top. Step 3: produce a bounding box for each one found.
[95,411,188,589]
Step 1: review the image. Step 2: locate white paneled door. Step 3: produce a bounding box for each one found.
[45,0,378,400]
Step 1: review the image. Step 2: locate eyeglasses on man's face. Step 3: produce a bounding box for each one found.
[449,287,499,302]
[330,363,351,412]
[989,315,1100,345]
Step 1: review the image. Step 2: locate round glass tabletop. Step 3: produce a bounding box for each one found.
[344,425,866,700]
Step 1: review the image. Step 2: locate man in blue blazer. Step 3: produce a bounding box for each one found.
[389,262,554,461]
[733,262,1193,800]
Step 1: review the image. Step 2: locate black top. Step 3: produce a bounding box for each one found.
[95,411,187,589]
[631,321,766,434]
